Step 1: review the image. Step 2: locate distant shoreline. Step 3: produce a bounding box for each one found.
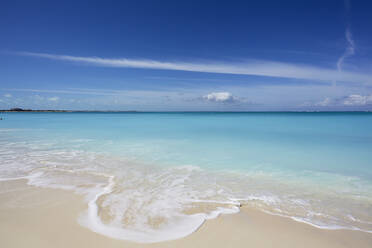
[0,108,138,113]
[1,110,70,112]
[0,109,371,113]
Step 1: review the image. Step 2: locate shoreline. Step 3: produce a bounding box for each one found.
[2,109,372,113]
[1,180,371,247]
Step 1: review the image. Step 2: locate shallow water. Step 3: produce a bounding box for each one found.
[1,112,372,242]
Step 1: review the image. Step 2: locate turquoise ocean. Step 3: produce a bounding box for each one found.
[1,112,372,242]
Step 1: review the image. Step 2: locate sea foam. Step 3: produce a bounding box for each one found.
[1,137,372,242]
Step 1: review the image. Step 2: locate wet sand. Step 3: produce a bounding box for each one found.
[1,180,371,248]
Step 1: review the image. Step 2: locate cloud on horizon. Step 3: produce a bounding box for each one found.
[48,96,60,101]
[16,52,372,85]
[303,94,372,107]
[343,94,372,106]
[314,97,332,107]
[203,92,238,103]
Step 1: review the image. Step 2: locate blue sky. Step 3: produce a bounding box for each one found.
[1,0,372,110]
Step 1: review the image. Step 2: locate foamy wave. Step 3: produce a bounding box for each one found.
[80,173,207,243]
[1,139,372,242]
[0,142,241,242]
[23,167,239,243]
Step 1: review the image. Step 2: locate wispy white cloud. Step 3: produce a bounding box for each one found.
[343,94,372,106]
[4,94,12,98]
[0,87,185,97]
[337,0,355,72]
[344,0,351,12]
[48,96,60,101]
[337,27,355,71]
[17,52,372,85]
[315,97,332,107]
[301,97,333,107]
[302,94,372,107]
[1,88,128,96]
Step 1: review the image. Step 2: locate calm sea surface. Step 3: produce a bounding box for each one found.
[1,112,372,242]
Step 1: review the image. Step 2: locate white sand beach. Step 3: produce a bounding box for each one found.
[1,180,371,248]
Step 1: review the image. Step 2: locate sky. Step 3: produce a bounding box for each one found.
[1,0,372,111]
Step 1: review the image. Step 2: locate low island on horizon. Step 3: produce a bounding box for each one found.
[0,108,138,113]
